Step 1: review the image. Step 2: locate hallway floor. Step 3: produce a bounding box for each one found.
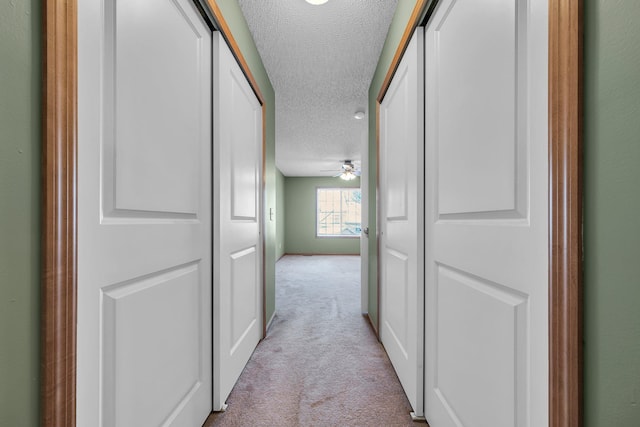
[205,255,417,426]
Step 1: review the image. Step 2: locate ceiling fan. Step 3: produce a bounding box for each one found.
[325,160,361,181]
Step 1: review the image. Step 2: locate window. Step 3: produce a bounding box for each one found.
[316,188,361,237]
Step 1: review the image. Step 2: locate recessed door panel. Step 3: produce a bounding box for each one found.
[434,0,527,218]
[384,67,410,221]
[434,265,527,427]
[379,29,425,416]
[230,73,260,221]
[230,246,259,352]
[102,264,202,426]
[104,0,207,217]
[383,248,409,355]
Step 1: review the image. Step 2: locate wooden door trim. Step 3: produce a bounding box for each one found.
[374,0,583,426]
[42,0,77,425]
[548,0,583,425]
[42,1,269,425]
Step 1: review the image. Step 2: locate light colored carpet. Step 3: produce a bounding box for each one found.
[204,255,417,426]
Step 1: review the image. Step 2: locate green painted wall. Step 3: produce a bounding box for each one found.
[366,0,418,329]
[583,0,640,425]
[216,0,276,324]
[284,177,361,255]
[0,0,41,425]
[276,169,286,260]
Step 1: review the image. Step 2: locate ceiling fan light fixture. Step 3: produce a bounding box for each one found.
[305,0,329,5]
[340,171,357,181]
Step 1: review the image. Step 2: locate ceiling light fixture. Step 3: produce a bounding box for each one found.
[340,170,357,181]
[338,160,358,181]
[354,111,365,120]
[305,0,329,5]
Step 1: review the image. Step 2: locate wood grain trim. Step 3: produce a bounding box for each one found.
[549,0,583,425]
[376,0,430,103]
[42,0,78,426]
[206,0,265,105]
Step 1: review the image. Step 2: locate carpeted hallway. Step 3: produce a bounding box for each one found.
[205,255,417,427]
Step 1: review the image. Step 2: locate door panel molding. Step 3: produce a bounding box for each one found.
[374,0,583,426]
[42,1,266,425]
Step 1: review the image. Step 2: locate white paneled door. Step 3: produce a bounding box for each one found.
[379,30,425,418]
[212,32,263,411]
[77,0,213,425]
[424,0,549,425]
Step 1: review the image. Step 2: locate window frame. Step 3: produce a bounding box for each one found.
[315,187,362,238]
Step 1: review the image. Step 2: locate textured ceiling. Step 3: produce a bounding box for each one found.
[237,0,398,177]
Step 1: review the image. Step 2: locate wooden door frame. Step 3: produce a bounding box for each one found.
[41,1,267,425]
[374,0,583,425]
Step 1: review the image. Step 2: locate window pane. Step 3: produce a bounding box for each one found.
[317,188,361,237]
